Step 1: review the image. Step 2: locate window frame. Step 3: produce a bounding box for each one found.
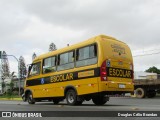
[40,43,98,73]
[75,43,98,68]
[58,50,75,65]
[57,50,75,71]
[28,62,41,77]
[42,55,57,74]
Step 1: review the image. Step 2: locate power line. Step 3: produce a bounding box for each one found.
[133,51,160,57]
[133,48,160,53]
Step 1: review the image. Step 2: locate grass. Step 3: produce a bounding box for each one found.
[0,95,22,101]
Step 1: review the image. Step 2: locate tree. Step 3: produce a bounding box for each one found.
[10,71,17,79]
[32,52,37,61]
[0,51,10,93]
[49,43,57,51]
[145,66,160,74]
[19,56,27,79]
[1,51,10,78]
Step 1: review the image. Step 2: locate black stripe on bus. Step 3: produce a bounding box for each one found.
[107,67,133,79]
[26,67,133,87]
[26,68,100,86]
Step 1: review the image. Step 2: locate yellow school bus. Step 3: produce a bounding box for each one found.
[23,35,134,105]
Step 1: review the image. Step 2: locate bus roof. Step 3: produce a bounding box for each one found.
[33,34,124,62]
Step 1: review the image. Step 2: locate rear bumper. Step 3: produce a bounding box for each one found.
[99,82,134,94]
[101,91,134,96]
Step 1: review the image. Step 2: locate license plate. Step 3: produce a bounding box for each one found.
[119,84,125,88]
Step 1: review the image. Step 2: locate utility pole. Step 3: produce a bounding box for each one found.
[0,51,2,94]
[6,55,20,96]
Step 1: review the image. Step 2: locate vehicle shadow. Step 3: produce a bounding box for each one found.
[34,102,131,107]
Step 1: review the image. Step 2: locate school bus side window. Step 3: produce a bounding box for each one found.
[29,62,41,76]
[43,56,56,73]
[57,51,75,71]
[76,44,97,67]
[90,44,97,58]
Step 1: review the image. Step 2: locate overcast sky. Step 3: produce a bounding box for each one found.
[0,0,160,74]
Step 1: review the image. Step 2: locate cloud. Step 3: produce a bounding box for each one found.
[0,0,160,72]
[17,0,160,48]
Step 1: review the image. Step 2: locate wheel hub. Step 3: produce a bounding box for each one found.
[68,93,74,103]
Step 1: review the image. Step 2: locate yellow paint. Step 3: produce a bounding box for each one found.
[50,73,73,83]
[25,35,134,99]
[109,68,131,78]
[78,70,94,78]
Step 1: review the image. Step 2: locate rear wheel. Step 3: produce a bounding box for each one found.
[76,101,83,105]
[53,99,60,104]
[135,88,146,98]
[66,89,82,105]
[92,96,108,105]
[27,92,35,104]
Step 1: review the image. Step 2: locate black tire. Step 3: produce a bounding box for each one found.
[22,94,26,102]
[157,90,160,94]
[53,99,60,104]
[76,101,83,105]
[135,88,146,98]
[27,92,35,104]
[66,89,82,105]
[147,91,156,98]
[92,96,107,105]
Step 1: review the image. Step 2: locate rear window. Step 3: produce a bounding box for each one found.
[76,44,97,67]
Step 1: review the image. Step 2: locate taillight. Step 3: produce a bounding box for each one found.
[132,64,134,82]
[100,60,107,81]
[131,63,134,83]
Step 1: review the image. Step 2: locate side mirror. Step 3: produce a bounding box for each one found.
[27,64,32,78]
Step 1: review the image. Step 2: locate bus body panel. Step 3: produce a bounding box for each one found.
[24,35,134,100]
[26,63,99,98]
[95,35,134,93]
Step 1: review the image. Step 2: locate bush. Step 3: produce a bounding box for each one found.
[4,90,13,99]
[12,91,19,95]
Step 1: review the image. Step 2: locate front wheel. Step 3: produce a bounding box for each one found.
[27,92,35,104]
[22,94,26,102]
